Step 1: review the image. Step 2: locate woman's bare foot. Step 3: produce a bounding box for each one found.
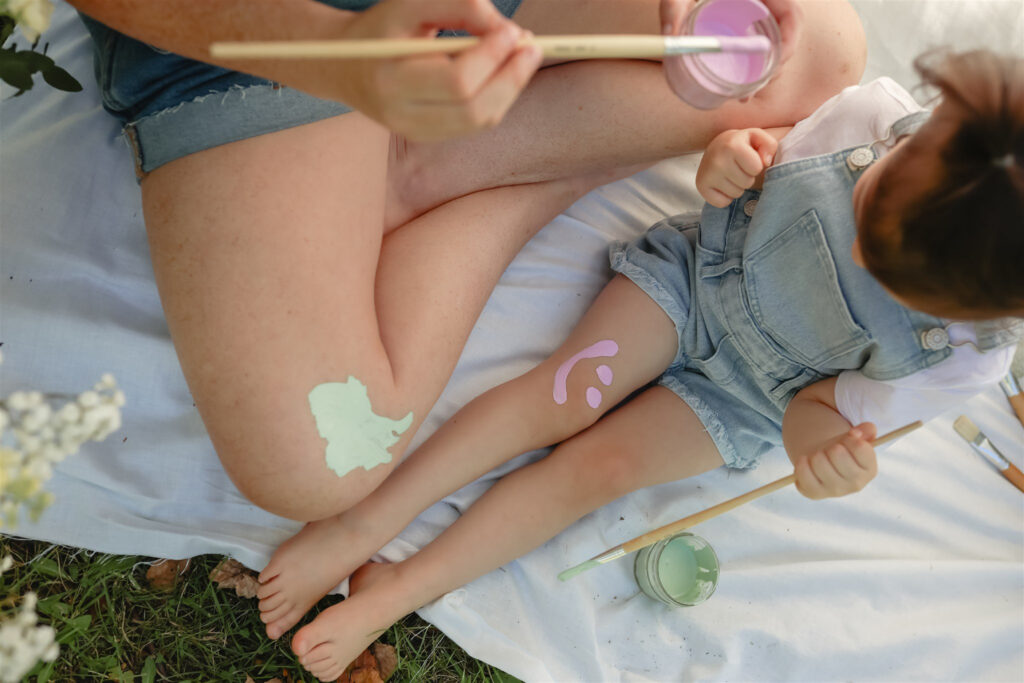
[257,516,380,640]
[292,562,409,682]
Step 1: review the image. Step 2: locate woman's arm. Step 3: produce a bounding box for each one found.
[68,0,541,140]
[782,377,879,499]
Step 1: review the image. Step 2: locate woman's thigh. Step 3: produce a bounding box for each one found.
[141,112,400,520]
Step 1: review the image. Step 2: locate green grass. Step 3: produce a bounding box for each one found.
[0,539,521,683]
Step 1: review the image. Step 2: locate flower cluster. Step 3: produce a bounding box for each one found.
[0,351,125,527]
[0,556,59,683]
[0,0,80,95]
[0,0,52,42]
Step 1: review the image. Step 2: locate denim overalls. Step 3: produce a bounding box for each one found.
[610,111,1023,468]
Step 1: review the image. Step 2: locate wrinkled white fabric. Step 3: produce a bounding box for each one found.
[1,2,1021,681]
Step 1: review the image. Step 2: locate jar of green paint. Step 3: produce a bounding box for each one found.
[633,532,719,606]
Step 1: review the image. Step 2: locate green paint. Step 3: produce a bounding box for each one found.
[633,533,719,606]
[308,377,413,477]
[557,559,601,582]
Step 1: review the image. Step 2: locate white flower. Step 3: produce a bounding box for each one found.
[0,0,54,42]
[0,592,60,683]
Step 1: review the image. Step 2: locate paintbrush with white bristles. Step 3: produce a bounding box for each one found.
[952,416,1024,493]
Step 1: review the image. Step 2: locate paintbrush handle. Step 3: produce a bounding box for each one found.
[1008,394,1024,431]
[622,474,795,553]
[620,420,923,555]
[1001,462,1024,493]
[209,34,758,60]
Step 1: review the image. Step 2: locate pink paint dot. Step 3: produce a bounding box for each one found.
[596,365,613,386]
[586,387,603,409]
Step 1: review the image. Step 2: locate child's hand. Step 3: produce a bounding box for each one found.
[696,128,778,208]
[794,422,878,499]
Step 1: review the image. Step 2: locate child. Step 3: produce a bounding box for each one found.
[257,50,1024,681]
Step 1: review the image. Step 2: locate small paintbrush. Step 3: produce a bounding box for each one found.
[558,420,923,582]
[952,415,1024,493]
[999,372,1024,430]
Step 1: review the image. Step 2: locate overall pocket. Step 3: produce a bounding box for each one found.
[743,209,871,368]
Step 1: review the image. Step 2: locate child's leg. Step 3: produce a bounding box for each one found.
[257,274,677,638]
[292,385,724,681]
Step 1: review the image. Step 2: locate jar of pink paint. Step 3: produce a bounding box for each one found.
[664,0,782,109]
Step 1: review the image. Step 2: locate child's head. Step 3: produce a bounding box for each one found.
[852,50,1024,320]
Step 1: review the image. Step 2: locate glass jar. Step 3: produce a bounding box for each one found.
[633,532,720,606]
[663,0,782,109]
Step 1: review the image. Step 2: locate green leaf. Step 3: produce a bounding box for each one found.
[0,17,15,47]
[57,613,93,644]
[35,596,72,617]
[0,53,34,93]
[17,48,54,70]
[34,557,62,579]
[42,64,82,92]
[31,657,56,683]
[140,656,157,683]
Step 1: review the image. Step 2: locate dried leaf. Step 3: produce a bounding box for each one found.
[244,677,255,683]
[337,649,384,683]
[209,557,260,598]
[145,558,191,590]
[348,670,385,683]
[371,643,397,681]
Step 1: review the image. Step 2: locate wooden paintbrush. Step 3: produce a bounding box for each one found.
[209,34,772,60]
[558,421,923,581]
[952,415,1024,493]
[998,372,1024,430]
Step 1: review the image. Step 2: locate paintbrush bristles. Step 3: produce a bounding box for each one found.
[952,415,981,442]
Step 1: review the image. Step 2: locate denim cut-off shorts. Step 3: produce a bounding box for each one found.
[608,220,787,471]
[79,0,524,176]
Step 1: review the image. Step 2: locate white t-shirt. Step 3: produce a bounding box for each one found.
[774,78,1015,434]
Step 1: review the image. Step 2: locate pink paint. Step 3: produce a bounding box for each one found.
[692,0,770,86]
[553,340,619,405]
[586,387,603,409]
[663,0,781,109]
[596,365,613,386]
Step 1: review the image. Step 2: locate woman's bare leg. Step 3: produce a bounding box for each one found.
[142,112,599,522]
[291,386,725,680]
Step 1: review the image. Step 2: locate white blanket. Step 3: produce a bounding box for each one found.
[1,2,1022,681]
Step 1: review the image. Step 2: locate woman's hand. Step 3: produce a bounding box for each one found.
[335,0,543,141]
[794,423,878,499]
[695,128,778,207]
[659,0,803,65]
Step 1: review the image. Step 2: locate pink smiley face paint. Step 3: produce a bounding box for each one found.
[663,0,781,109]
[553,340,619,409]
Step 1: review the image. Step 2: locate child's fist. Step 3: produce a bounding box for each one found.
[696,128,778,208]
[795,423,878,499]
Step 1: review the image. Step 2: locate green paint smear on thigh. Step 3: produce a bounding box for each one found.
[308,377,414,477]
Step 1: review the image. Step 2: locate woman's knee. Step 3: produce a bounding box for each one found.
[225,435,396,522]
[212,381,415,521]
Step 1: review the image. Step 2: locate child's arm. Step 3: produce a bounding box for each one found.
[695,127,792,207]
[782,377,879,499]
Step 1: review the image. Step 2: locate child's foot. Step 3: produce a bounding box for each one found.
[292,562,408,682]
[257,516,378,640]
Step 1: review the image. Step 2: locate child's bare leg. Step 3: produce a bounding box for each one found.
[292,385,724,680]
[257,274,676,638]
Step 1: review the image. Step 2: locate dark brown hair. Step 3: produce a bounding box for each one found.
[859,50,1024,317]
